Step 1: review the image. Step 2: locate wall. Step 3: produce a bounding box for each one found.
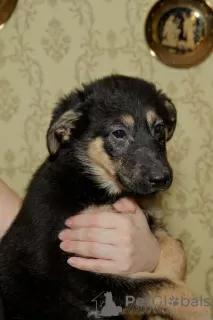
[0,0,213,304]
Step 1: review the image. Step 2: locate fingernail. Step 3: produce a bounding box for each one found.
[60,241,70,251]
[113,198,128,210]
[67,257,77,266]
[65,218,72,227]
[116,197,136,212]
[115,197,126,205]
[58,231,65,240]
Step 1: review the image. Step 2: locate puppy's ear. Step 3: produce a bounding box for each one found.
[46,109,82,155]
[46,89,89,155]
[160,92,177,141]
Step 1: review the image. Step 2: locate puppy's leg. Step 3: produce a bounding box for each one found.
[123,231,211,320]
[146,230,186,320]
[150,229,187,281]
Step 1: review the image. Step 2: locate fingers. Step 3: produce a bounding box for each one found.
[65,211,122,229]
[67,253,136,276]
[60,240,118,260]
[59,228,118,245]
[67,257,118,274]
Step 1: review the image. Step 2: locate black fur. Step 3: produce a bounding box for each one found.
[0,75,176,320]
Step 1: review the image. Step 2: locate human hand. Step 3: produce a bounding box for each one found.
[0,179,21,239]
[58,198,160,276]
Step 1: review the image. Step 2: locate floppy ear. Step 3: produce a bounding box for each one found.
[46,89,90,155]
[46,109,82,155]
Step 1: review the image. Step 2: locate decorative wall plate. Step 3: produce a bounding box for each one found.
[145,0,213,68]
[0,0,18,30]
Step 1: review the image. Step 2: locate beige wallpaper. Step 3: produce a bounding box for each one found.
[0,0,213,306]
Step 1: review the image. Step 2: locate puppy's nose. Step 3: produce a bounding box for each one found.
[149,171,171,188]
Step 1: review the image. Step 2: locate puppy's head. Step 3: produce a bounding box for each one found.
[47,75,176,196]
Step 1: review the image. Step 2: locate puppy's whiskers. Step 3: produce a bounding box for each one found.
[173,169,194,181]
[172,175,191,196]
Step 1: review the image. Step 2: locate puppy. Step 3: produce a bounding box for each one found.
[0,75,210,320]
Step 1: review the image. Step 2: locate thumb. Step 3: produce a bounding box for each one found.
[113,197,138,214]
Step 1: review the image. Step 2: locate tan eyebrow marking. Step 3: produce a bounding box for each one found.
[121,114,135,127]
[146,110,157,126]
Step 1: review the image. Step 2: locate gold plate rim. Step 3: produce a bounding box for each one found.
[0,0,18,30]
[145,0,213,68]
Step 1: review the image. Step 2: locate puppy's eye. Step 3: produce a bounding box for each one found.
[112,129,127,139]
[154,123,165,141]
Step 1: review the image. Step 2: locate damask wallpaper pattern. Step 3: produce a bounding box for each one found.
[0,0,213,308]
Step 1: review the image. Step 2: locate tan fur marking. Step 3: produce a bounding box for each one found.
[87,137,123,194]
[121,114,135,127]
[155,231,187,281]
[146,110,157,126]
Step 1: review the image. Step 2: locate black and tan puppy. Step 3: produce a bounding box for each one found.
[0,75,210,320]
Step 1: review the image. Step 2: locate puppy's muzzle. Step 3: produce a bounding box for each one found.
[147,168,172,190]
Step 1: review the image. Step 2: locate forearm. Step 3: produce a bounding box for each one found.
[0,179,21,239]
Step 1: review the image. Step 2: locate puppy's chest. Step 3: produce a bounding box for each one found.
[136,196,164,233]
[143,210,163,233]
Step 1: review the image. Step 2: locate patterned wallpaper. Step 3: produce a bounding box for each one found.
[0,0,213,305]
